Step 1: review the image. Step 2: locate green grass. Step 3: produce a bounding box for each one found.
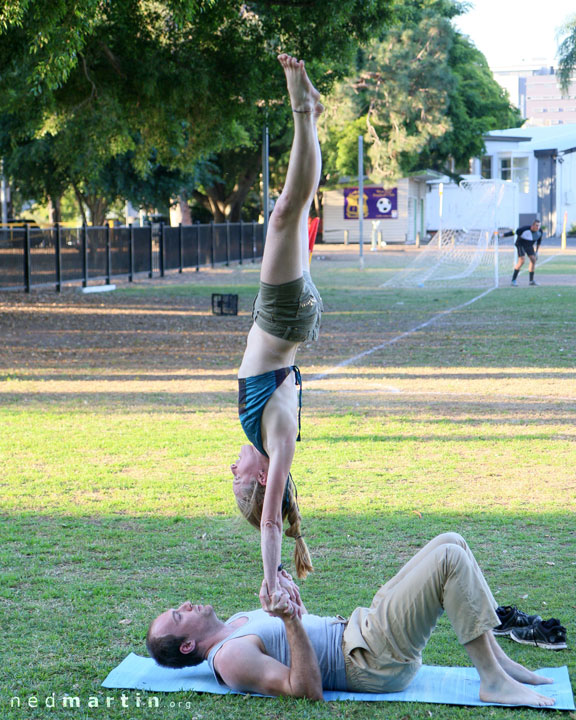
[1,248,575,719]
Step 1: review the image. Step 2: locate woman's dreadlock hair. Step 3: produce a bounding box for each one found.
[235,473,313,579]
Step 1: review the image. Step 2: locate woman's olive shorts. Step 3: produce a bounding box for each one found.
[252,271,323,343]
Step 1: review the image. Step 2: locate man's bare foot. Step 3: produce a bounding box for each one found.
[496,654,554,686]
[480,671,555,707]
[489,632,553,686]
[278,53,321,114]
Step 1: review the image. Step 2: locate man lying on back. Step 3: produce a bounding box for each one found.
[146,533,554,707]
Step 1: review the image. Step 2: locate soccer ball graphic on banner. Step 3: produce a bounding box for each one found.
[376,197,392,214]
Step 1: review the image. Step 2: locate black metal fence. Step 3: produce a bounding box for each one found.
[0,221,265,292]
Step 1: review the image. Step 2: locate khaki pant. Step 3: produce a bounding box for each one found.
[342,533,500,692]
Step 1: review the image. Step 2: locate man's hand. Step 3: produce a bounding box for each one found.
[259,579,297,620]
[277,570,307,618]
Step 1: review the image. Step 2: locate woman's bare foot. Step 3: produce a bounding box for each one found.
[480,671,555,707]
[277,53,321,114]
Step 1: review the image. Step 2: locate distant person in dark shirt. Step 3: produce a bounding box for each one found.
[504,219,543,286]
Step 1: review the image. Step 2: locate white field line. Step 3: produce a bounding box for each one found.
[312,253,560,382]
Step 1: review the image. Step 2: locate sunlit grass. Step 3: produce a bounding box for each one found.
[1,246,575,719]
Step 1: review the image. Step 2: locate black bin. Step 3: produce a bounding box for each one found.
[211,293,238,315]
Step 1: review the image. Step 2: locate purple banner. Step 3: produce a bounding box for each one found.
[344,187,398,220]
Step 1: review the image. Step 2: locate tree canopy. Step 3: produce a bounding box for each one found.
[319,1,522,184]
[0,0,398,222]
[1,0,523,222]
[557,14,576,94]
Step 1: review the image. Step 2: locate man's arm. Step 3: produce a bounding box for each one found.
[215,590,322,700]
[536,230,543,250]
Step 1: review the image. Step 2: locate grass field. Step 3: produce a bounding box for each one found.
[1,244,575,720]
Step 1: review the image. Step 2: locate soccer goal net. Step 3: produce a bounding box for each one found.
[381,180,518,289]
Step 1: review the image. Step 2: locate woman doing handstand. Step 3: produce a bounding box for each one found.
[231,54,323,613]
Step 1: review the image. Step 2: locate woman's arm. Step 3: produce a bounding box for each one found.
[260,441,295,601]
[259,377,299,604]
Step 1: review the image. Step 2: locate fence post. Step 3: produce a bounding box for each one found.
[148,223,153,278]
[252,221,256,263]
[24,223,31,292]
[225,221,230,266]
[239,219,243,265]
[178,222,183,273]
[55,224,62,292]
[159,222,165,277]
[128,224,134,282]
[210,222,215,268]
[82,223,88,288]
[105,224,111,285]
[196,222,200,272]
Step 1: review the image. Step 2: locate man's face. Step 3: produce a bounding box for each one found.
[531,220,541,231]
[152,601,217,642]
[231,444,268,500]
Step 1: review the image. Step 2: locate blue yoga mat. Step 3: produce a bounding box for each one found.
[102,653,574,709]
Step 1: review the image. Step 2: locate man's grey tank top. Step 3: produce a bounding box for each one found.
[206,609,347,691]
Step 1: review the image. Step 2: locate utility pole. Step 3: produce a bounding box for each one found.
[1,159,8,225]
[262,123,270,242]
[358,135,364,269]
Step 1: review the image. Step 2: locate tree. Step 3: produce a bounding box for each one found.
[0,127,69,223]
[416,32,523,173]
[557,14,576,94]
[318,1,522,184]
[0,0,398,221]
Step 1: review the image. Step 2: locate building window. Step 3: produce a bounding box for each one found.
[481,156,492,179]
[499,156,529,193]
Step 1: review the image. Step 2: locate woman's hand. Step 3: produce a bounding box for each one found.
[259,579,298,619]
[276,569,304,619]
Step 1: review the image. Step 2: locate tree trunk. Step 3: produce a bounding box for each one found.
[86,196,108,226]
[178,193,192,225]
[194,150,262,222]
[72,184,88,226]
[205,194,226,223]
[48,195,62,225]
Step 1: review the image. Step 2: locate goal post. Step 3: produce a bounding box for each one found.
[381,179,518,289]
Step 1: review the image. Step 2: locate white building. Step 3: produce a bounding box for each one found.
[471,123,576,235]
[491,63,576,127]
[323,124,576,243]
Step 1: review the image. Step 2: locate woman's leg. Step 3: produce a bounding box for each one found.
[260,55,322,285]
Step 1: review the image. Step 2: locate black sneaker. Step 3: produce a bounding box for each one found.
[493,606,542,636]
[510,619,568,650]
